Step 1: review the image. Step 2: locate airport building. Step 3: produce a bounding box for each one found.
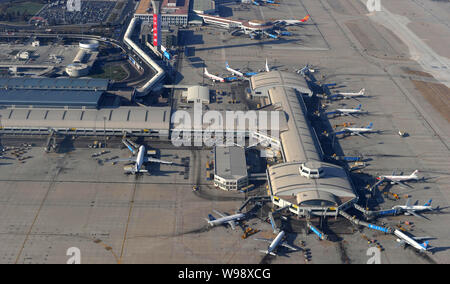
[182,86,210,104]
[134,0,190,26]
[0,107,171,138]
[214,146,249,191]
[192,0,217,14]
[0,78,109,109]
[249,71,357,217]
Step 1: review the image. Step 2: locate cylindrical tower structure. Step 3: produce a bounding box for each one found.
[151,0,162,49]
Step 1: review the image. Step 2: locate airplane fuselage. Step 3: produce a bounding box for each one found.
[208,213,245,227]
[380,175,418,182]
[267,231,285,255]
[394,230,428,251]
[135,145,146,172]
[226,66,244,77]
[343,127,372,133]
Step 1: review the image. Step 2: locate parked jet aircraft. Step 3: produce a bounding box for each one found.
[326,104,367,117]
[204,68,225,83]
[296,64,315,76]
[329,88,366,100]
[393,198,433,220]
[394,229,432,252]
[225,61,244,77]
[255,231,298,256]
[114,139,173,174]
[377,170,420,188]
[273,15,310,26]
[335,122,376,138]
[206,210,246,230]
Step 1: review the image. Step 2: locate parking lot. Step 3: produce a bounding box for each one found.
[36,0,116,25]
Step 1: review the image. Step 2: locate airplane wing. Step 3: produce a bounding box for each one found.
[254,238,273,243]
[347,113,360,119]
[406,210,429,220]
[227,221,236,230]
[212,210,227,218]
[111,157,137,163]
[412,236,435,241]
[354,132,368,138]
[405,198,412,207]
[395,181,413,189]
[144,157,173,164]
[280,241,298,251]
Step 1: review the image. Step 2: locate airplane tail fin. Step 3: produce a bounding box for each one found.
[424,199,432,207]
[300,15,310,22]
[225,61,229,68]
[421,241,430,250]
[356,104,362,110]
[367,122,373,129]
[360,88,366,95]
[411,170,419,177]
[204,68,209,75]
[265,58,270,72]
[207,214,216,221]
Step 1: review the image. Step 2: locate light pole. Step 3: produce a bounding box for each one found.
[103,116,107,148]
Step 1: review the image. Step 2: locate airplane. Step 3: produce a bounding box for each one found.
[325,104,367,118]
[225,61,244,77]
[296,64,315,76]
[265,58,270,72]
[273,15,310,26]
[393,198,433,219]
[205,210,246,230]
[204,68,225,83]
[377,170,420,188]
[329,88,366,100]
[334,122,376,138]
[254,231,298,256]
[113,139,173,174]
[225,61,260,77]
[394,229,433,252]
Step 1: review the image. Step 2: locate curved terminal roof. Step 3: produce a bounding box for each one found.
[250,71,312,97]
[269,87,321,162]
[250,71,356,211]
[268,161,355,207]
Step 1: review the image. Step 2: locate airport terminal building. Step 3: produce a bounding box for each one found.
[214,146,249,191]
[0,77,109,109]
[134,0,190,26]
[249,71,357,217]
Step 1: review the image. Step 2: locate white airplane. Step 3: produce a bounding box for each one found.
[274,15,310,26]
[225,61,244,77]
[377,170,420,188]
[205,210,246,230]
[113,139,173,174]
[336,122,375,138]
[394,229,432,252]
[296,64,315,76]
[393,198,433,219]
[204,68,225,83]
[255,231,298,256]
[326,104,366,117]
[265,58,270,72]
[330,88,366,100]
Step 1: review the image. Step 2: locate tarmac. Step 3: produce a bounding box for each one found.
[0,0,449,264]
